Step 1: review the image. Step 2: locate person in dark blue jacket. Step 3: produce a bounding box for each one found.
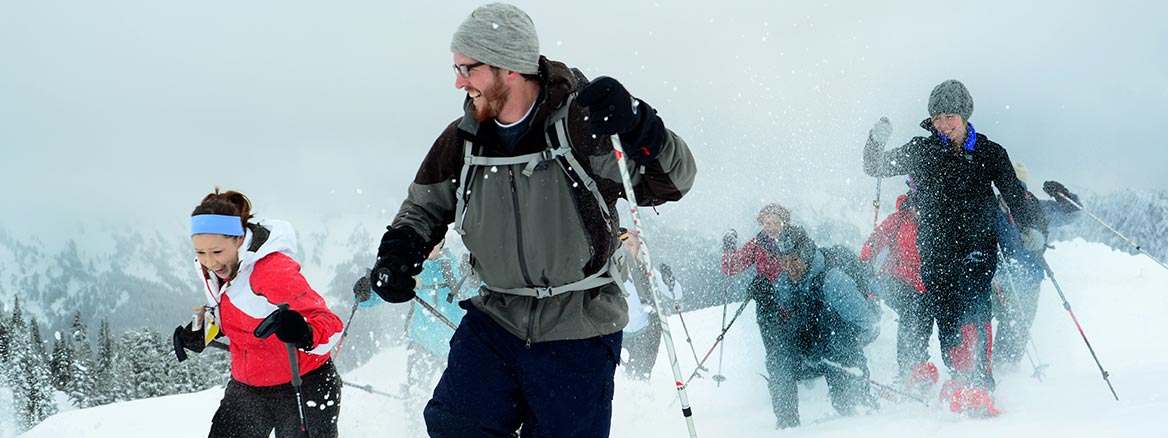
[762,226,879,429]
[992,162,1082,369]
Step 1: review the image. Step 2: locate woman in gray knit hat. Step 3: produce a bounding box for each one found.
[861,79,1048,417]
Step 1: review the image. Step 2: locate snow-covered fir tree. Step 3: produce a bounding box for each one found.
[89,319,117,406]
[11,317,57,432]
[115,327,170,400]
[49,331,74,391]
[65,311,97,409]
[0,307,10,364]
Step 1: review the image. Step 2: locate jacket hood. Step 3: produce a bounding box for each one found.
[239,219,298,272]
[895,193,912,211]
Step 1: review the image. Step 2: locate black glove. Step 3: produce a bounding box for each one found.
[723,229,738,251]
[353,274,372,304]
[255,307,314,350]
[577,76,665,165]
[1043,180,1072,202]
[371,227,430,303]
[172,322,206,362]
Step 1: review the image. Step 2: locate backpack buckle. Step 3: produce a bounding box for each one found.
[533,286,554,298]
[540,148,557,161]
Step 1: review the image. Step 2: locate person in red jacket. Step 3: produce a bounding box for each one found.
[172,189,344,438]
[860,192,938,393]
[722,203,790,285]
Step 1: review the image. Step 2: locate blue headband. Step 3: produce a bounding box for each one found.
[191,214,245,237]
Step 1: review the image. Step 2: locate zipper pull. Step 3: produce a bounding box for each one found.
[525,338,532,349]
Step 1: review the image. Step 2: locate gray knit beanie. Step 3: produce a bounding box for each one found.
[450,3,540,75]
[928,79,974,120]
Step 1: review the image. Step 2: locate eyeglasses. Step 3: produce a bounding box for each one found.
[453,62,487,78]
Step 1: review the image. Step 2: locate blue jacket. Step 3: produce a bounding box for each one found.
[410,252,477,356]
[774,250,879,359]
[995,191,1081,287]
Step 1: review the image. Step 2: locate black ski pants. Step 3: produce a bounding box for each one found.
[208,360,341,438]
[921,249,997,391]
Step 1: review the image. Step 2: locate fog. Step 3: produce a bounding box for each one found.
[1,0,1164,243]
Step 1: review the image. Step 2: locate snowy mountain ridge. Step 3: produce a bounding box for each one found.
[1,187,1163,336]
[0,216,380,336]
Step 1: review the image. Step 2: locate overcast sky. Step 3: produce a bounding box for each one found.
[1,0,1164,242]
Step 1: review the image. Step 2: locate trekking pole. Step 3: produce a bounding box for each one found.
[813,359,929,407]
[412,295,459,331]
[671,302,706,373]
[357,273,459,331]
[330,276,369,361]
[1025,337,1049,382]
[713,293,730,386]
[1054,193,1168,271]
[685,298,753,386]
[344,380,406,400]
[612,135,698,437]
[254,303,312,437]
[1040,257,1119,401]
[869,117,889,231]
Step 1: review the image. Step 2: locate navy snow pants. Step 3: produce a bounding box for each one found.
[423,304,622,438]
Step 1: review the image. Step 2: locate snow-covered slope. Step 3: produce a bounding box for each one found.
[19,239,1167,437]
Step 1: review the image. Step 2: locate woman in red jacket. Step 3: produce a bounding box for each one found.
[860,192,937,392]
[173,189,344,438]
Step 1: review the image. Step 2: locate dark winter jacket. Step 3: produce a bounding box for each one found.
[864,119,1047,266]
[390,57,696,343]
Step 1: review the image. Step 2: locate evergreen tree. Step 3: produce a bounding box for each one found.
[9,296,22,339]
[49,331,75,391]
[65,311,97,408]
[167,338,230,395]
[0,306,10,363]
[90,319,117,406]
[116,327,171,400]
[15,318,57,432]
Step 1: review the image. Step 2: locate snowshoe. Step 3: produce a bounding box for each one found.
[907,362,939,391]
[949,387,1003,417]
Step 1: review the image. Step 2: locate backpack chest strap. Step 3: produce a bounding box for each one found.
[486,249,623,299]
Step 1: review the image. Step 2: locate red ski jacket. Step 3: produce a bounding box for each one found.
[198,219,343,387]
[722,232,785,283]
[860,195,926,293]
